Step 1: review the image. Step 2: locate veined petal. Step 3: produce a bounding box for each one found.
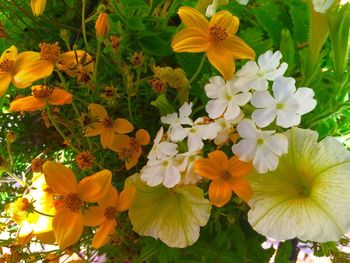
[9,96,46,112]
[48,88,72,105]
[194,158,220,180]
[207,47,235,80]
[0,73,12,97]
[117,186,136,212]
[114,118,134,134]
[136,129,151,145]
[227,178,252,203]
[13,51,41,71]
[172,28,210,53]
[83,206,106,227]
[92,220,116,249]
[220,35,255,60]
[53,208,83,249]
[31,0,47,16]
[177,6,209,33]
[209,180,232,207]
[42,161,78,195]
[227,156,252,178]
[210,10,239,35]
[77,169,112,203]
[88,103,107,120]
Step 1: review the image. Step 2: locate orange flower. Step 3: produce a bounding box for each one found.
[42,161,112,249]
[194,150,252,207]
[84,103,134,148]
[95,12,110,37]
[84,186,135,248]
[109,129,150,170]
[9,85,72,112]
[171,6,255,80]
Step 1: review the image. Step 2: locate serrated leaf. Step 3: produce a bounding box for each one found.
[287,0,310,44]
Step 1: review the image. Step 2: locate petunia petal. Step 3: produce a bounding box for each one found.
[172,28,210,53]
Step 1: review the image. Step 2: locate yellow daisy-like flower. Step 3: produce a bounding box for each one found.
[84,186,135,248]
[30,0,47,16]
[171,6,255,80]
[43,161,112,249]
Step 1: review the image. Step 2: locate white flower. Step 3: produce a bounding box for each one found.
[236,0,249,5]
[176,150,202,185]
[205,76,251,120]
[251,76,316,128]
[232,119,288,173]
[140,157,181,188]
[313,0,335,13]
[205,0,218,17]
[147,127,178,161]
[234,50,288,92]
[214,112,243,145]
[171,118,221,151]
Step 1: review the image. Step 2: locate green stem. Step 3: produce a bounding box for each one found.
[34,209,54,217]
[127,95,133,121]
[93,39,102,82]
[5,171,26,187]
[6,142,13,171]
[189,54,207,84]
[82,0,90,50]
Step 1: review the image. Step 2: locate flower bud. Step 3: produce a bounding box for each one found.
[95,12,110,37]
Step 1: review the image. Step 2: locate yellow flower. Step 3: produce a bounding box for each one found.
[9,85,72,112]
[171,6,255,80]
[84,103,134,148]
[194,150,252,207]
[43,161,112,249]
[30,0,47,16]
[84,186,135,248]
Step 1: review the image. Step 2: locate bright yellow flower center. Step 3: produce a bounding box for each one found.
[32,86,52,99]
[102,117,114,128]
[63,193,83,212]
[0,58,14,73]
[209,25,228,44]
[39,42,61,64]
[104,206,117,220]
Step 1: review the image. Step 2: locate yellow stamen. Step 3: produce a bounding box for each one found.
[32,86,52,99]
[39,42,61,64]
[63,193,83,212]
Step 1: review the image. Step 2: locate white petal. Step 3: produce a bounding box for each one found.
[232,92,251,106]
[141,166,164,186]
[169,126,188,142]
[179,102,193,120]
[272,77,296,102]
[264,133,288,156]
[206,99,227,119]
[253,148,279,173]
[276,109,301,128]
[258,50,279,71]
[205,76,225,99]
[232,139,257,161]
[200,122,221,140]
[265,62,288,80]
[159,142,178,157]
[236,0,249,5]
[236,119,258,139]
[249,78,269,91]
[163,164,181,188]
[236,61,259,77]
[294,88,317,115]
[252,108,277,128]
[251,90,275,108]
[313,0,335,13]
[224,102,241,120]
[187,134,204,152]
[161,113,178,125]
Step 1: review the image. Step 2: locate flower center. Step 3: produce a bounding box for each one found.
[104,206,117,220]
[32,86,53,99]
[276,103,284,110]
[257,138,264,145]
[63,193,83,212]
[39,42,61,64]
[119,147,133,160]
[0,59,14,73]
[222,171,231,180]
[75,151,94,169]
[102,117,114,128]
[209,25,228,44]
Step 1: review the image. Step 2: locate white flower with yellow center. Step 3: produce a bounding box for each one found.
[313,0,335,13]
[247,127,350,242]
[147,127,178,161]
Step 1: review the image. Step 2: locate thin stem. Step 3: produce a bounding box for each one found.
[34,209,54,218]
[127,95,133,121]
[5,171,26,187]
[82,0,90,50]
[189,54,207,84]
[93,39,102,82]
[6,142,13,171]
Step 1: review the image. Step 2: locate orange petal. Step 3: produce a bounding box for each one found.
[1,45,18,61]
[91,219,116,249]
[207,47,235,80]
[136,129,151,145]
[9,96,46,112]
[57,50,94,74]
[117,186,136,212]
[13,51,41,71]
[13,60,54,88]
[108,134,130,152]
[114,118,134,134]
[194,158,220,180]
[100,129,115,148]
[220,35,256,60]
[172,28,210,53]
[99,186,118,207]
[178,6,209,33]
[30,0,47,16]
[227,156,252,178]
[42,161,78,195]
[208,151,228,172]
[0,73,12,97]
[77,169,112,202]
[88,103,107,120]
[210,10,239,35]
[208,180,232,207]
[53,208,83,249]
[125,150,141,170]
[84,123,103,137]
[48,88,72,105]
[226,178,252,203]
[83,206,106,226]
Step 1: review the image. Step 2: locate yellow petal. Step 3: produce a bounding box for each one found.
[84,123,103,136]
[83,206,106,227]
[57,50,94,75]
[53,208,83,249]
[207,47,235,80]
[108,134,130,152]
[172,28,210,53]
[136,129,151,145]
[88,103,107,120]
[1,45,18,61]
[99,186,118,207]
[42,161,78,195]
[30,0,47,16]
[77,169,112,202]
[114,118,134,134]
[209,180,232,207]
[48,88,72,105]
[220,35,256,60]
[100,129,115,148]
[178,6,209,33]
[91,219,116,249]
[36,230,56,244]
[13,51,41,72]
[117,186,136,212]
[0,73,12,97]
[210,10,239,35]
[227,178,252,203]
[125,150,141,170]
[9,96,46,112]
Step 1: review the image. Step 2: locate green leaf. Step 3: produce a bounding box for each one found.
[64,0,75,8]
[287,0,310,44]
[280,29,296,75]
[126,16,146,31]
[275,241,292,263]
[139,29,174,56]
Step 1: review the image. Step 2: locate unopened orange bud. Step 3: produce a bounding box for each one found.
[95,12,110,37]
